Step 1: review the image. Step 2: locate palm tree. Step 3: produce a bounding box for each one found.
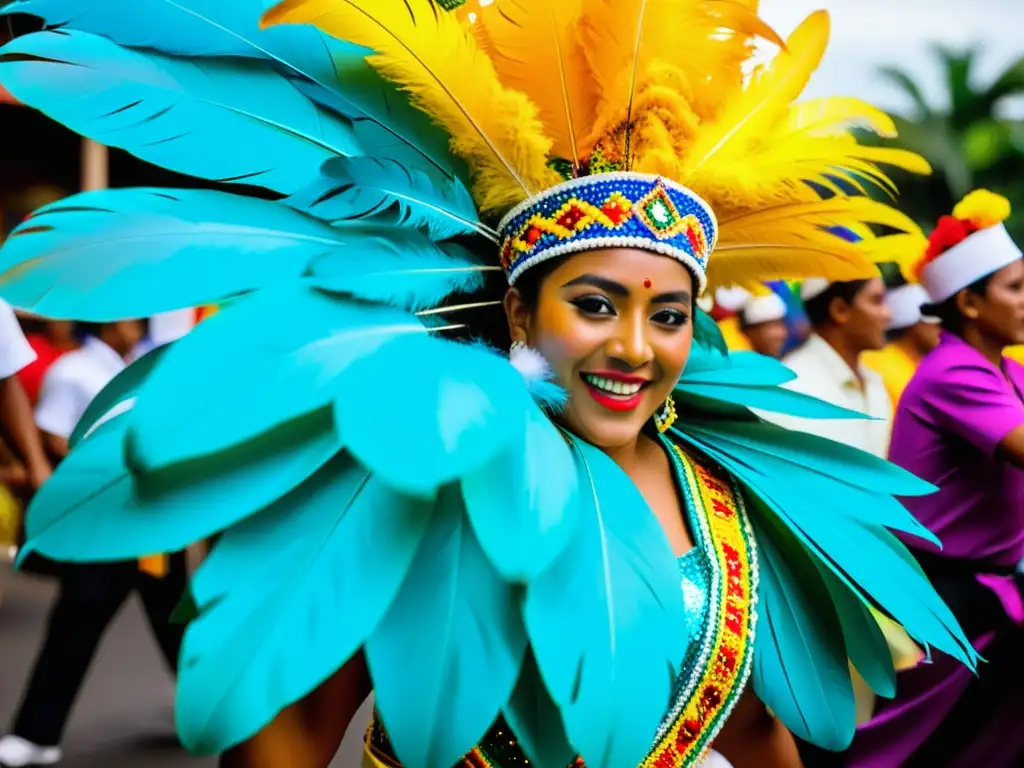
[868,46,1024,241]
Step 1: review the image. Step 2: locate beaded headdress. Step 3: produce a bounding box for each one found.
[256,0,929,296]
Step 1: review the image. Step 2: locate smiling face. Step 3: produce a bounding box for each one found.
[504,248,695,451]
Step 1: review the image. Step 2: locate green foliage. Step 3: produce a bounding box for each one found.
[864,47,1024,242]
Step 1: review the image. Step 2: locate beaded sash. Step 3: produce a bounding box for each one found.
[364,442,758,768]
[642,443,758,767]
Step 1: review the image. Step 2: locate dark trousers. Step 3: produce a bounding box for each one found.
[11,553,187,747]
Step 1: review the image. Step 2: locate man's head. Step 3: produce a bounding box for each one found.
[738,292,789,358]
[801,278,891,353]
[82,320,147,359]
[882,276,941,356]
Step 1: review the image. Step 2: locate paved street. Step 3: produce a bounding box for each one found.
[0,565,367,767]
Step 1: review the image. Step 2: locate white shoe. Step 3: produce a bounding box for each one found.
[0,736,62,767]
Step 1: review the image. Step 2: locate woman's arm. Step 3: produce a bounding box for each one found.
[713,689,804,768]
[220,651,372,768]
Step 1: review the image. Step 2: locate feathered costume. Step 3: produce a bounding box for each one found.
[0,1,975,767]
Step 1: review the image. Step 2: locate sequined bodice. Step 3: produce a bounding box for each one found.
[677,547,712,683]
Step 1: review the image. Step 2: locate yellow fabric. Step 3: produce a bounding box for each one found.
[717,316,752,352]
[862,343,920,409]
[1005,346,1024,365]
[0,484,20,548]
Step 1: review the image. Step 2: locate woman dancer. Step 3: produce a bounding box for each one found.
[0,1,973,767]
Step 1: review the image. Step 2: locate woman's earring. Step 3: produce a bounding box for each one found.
[509,341,550,382]
[654,396,677,434]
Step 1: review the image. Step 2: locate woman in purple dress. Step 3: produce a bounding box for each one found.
[846,190,1024,767]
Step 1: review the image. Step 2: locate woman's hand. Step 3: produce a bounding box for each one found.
[712,689,804,768]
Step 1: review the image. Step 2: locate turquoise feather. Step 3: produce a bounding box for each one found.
[816,563,897,699]
[461,403,580,582]
[68,343,171,450]
[677,380,869,420]
[333,335,533,499]
[678,433,975,668]
[523,438,684,768]
[503,653,577,767]
[366,485,526,768]
[680,418,934,497]
[2,0,462,183]
[23,408,340,563]
[693,306,728,355]
[317,157,479,241]
[748,508,856,751]
[682,350,796,388]
[679,426,940,545]
[178,453,432,753]
[0,30,359,195]
[308,233,488,311]
[126,288,421,472]
[0,189,353,320]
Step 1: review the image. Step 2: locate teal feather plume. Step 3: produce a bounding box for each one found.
[523,437,684,768]
[0,30,359,195]
[748,507,856,750]
[693,306,728,355]
[682,350,796,388]
[333,335,533,499]
[316,156,481,241]
[0,188,352,320]
[676,345,872,420]
[681,418,934,497]
[677,381,870,420]
[680,426,939,545]
[503,653,577,768]
[461,404,580,582]
[675,431,975,669]
[366,485,526,768]
[308,234,490,312]
[816,563,897,700]
[68,343,171,450]
[22,407,340,563]
[126,288,422,473]
[178,453,433,753]
[1,0,464,184]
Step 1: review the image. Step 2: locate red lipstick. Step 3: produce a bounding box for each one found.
[580,371,650,412]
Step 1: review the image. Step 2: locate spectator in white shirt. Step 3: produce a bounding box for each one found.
[765,278,893,458]
[34,321,144,459]
[0,319,188,768]
[0,299,51,491]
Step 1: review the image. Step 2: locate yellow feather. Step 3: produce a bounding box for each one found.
[479,0,597,164]
[261,0,561,215]
[707,242,878,294]
[580,0,782,130]
[681,10,829,180]
[720,197,922,242]
[708,197,922,290]
[785,97,897,138]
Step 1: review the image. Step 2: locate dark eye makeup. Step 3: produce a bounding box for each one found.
[569,295,690,327]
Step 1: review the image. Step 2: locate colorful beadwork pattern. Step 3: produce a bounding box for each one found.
[643,444,758,768]
[497,173,718,293]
